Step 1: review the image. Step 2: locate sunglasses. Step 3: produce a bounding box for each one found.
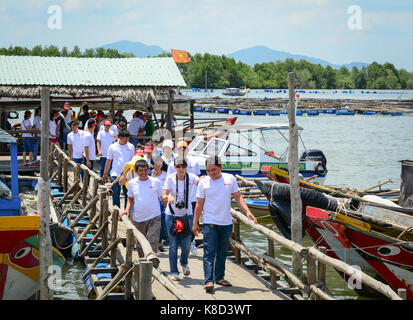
[175,165,187,169]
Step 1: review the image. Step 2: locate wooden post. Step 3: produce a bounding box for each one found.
[48,143,54,178]
[287,72,303,278]
[167,88,174,134]
[124,228,133,300]
[398,288,407,300]
[317,246,327,287]
[57,152,63,186]
[307,255,317,299]
[81,170,90,208]
[266,224,277,289]
[134,260,153,300]
[63,157,69,192]
[90,177,100,219]
[233,219,241,263]
[38,87,53,300]
[110,208,119,268]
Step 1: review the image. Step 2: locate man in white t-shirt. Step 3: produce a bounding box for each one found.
[128,111,145,147]
[193,155,257,292]
[97,120,116,177]
[120,159,163,257]
[103,129,134,209]
[67,120,85,176]
[83,119,96,172]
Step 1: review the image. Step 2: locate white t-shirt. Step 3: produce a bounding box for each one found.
[167,157,200,202]
[128,177,163,223]
[49,120,57,139]
[107,142,135,177]
[162,154,175,166]
[152,171,167,187]
[64,109,74,124]
[99,124,119,137]
[33,116,41,137]
[128,118,145,136]
[21,119,32,138]
[67,130,85,159]
[164,172,199,217]
[196,173,239,225]
[97,130,115,158]
[82,131,96,161]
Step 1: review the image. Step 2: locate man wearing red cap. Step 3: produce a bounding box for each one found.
[97,120,115,177]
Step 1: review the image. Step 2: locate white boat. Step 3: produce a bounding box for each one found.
[187,123,328,183]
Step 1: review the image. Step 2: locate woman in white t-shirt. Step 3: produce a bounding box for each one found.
[21,110,34,166]
[162,156,199,281]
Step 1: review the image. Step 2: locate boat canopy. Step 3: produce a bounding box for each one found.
[0,128,17,144]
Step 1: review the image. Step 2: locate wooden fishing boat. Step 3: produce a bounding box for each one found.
[0,129,65,300]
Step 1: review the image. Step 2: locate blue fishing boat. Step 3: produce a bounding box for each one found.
[239,110,252,115]
[232,109,240,114]
[307,110,319,116]
[268,110,281,116]
[217,108,229,114]
[253,110,267,116]
[325,108,336,114]
[194,107,203,112]
[363,111,375,115]
[336,109,356,115]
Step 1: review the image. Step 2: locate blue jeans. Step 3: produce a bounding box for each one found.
[159,201,167,243]
[166,214,193,274]
[129,138,139,148]
[99,157,112,178]
[111,176,127,209]
[203,223,233,285]
[32,139,40,162]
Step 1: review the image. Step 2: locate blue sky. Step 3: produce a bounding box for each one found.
[0,0,412,70]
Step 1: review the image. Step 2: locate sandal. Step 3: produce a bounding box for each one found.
[204,283,214,293]
[216,279,232,287]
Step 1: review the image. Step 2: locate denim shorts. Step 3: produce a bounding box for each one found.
[22,139,33,152]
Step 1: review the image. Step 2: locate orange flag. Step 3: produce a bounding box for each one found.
[171,49,191,63]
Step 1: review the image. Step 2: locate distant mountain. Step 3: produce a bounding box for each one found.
[227,45,368,70]
[97,40,166,57]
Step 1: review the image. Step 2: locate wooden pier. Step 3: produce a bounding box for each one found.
[42,143,404,301]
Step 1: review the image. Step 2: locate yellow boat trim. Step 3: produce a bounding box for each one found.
[0,216,40,231]
[335,213,371,233]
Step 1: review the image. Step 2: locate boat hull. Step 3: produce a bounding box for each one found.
[0,216,65,300]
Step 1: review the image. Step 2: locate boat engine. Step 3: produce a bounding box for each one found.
[300,149,327,176]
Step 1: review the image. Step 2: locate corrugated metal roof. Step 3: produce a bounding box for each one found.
[0,56,186,87]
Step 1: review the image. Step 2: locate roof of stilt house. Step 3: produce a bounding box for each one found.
[0,55,187,110]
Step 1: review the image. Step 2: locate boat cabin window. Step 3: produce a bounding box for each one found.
[201,138,227,157]
[224,143,257,157]
[187,136,205,155]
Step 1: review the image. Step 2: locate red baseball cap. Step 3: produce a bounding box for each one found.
[144,145,154,153]
[135,149,144,156]
[64,102,70,110]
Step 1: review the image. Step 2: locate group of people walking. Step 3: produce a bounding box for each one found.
[19,103,257,292]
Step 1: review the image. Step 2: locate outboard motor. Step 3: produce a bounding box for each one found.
[300,149,327,176]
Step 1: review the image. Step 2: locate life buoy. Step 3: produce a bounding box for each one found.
[12,122,21,128]
[315,162,327,176]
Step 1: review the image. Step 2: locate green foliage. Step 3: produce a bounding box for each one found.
[1,45,412,89]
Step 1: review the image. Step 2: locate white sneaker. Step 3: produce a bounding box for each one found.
[182,265,190,276]
[171,273,180,281]
[190,242,198,255]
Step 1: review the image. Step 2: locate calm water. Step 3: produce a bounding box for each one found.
[50,109,412,300]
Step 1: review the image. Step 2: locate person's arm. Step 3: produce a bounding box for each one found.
[102,158,112,182]
[96,138,102,156]
[161,189,175,208]
[232,191,257,223]
[192,197,205,237]
[120,196,134,218]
